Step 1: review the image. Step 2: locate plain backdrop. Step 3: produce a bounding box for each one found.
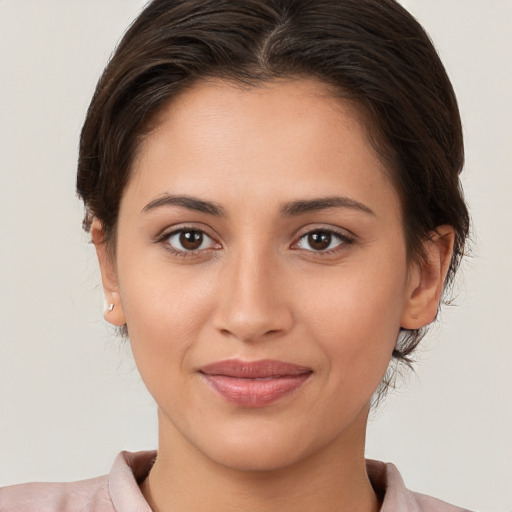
[0,1,511,510]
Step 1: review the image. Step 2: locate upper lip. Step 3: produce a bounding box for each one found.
[199,359,312,379]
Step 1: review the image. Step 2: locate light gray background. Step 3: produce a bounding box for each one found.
[0,1,510,510]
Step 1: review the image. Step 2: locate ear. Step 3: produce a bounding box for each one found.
[90,219,126,327]
[401,225,455,330]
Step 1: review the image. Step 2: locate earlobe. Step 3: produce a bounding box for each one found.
[400,226,455,330]
[90,219,127,327]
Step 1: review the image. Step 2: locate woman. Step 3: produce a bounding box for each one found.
[0,0,472,510]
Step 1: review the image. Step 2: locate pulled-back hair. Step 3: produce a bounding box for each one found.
[77,0,470,371]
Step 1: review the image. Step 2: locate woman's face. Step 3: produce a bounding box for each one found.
[97,78,431,471]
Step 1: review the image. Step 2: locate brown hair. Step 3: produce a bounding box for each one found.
[77,0,470,371]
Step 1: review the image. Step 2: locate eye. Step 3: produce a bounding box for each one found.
[294,229,351,252]
[165,229,218,253]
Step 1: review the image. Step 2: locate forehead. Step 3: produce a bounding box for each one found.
[147,78,369,152]
[126,77,398,217]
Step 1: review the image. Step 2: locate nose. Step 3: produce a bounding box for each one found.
[212,249,294,343]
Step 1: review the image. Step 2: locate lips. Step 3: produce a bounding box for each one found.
[199,359,312,408]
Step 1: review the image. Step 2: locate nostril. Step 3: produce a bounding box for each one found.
[219,328,280,336]
[212,284,295,342]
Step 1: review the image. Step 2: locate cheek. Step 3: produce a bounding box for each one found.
[299,253,408,384]
[116,255,217,382]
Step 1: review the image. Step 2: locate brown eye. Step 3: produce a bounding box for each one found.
[180,230,203,250]
[166,229,216,253]
[295,230,348,252]
[307,231,332,251]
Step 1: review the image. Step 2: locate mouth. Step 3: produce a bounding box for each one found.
[198,359,313,408]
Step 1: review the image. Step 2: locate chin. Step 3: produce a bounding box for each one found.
[190,419,338,473]
[205,439,310,473]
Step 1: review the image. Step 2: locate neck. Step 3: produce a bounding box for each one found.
[141,407,379,512]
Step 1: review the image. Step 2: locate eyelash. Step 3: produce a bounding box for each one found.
[156,225,220,258]
[156,226,355,258]
[293,228,355,254]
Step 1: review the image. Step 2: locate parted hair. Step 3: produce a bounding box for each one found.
[77,0,470,372]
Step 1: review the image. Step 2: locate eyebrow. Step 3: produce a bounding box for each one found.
[280,196,375,217]
[141,193,374,217]
[141,194,225,216]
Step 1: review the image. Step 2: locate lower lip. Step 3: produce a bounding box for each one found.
[201,374,311,408]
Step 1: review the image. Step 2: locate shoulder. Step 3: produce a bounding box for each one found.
[0,451,156,512]
[0,475,110,512]
[412,491,473,512]
[366,459,473,512]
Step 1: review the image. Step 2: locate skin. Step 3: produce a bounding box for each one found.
[93,78,453,512]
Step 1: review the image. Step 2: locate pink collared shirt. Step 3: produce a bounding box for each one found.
[0,451,471,511]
